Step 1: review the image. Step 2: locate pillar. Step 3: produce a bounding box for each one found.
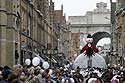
[0,0,7,66]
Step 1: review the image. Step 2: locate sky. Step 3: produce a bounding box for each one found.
[53,0,110,19]
[53,0,111,46]
[97,38,111,46]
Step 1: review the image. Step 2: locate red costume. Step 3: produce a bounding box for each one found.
[82,43,99,53]
[81,34,99,57]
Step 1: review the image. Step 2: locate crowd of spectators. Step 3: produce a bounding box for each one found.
[0,64,125,83]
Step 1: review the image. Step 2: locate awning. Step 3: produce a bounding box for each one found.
[45,55,57,63]
[33,52,57,63]
[33,52,45,62]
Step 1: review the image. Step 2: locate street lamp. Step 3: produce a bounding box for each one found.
[20,41,27,65]
[57,52,64,66]
[54,47,58,54]
[42,47,58,67]
[74,53,77,60]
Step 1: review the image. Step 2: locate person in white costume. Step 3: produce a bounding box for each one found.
[74,34,107,69]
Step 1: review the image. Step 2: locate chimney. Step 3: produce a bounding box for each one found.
[61,5,63,14]
[50,0,52,3]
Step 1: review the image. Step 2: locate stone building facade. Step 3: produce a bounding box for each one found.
[0,0,16,66]
[115,0,125,67]
[0,0,68,66]
[54,5,70,64]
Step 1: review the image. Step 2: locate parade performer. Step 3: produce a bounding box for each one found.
[81,34,99,57]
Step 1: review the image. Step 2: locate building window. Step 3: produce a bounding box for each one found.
[27,11,32,36]
[124,18,125,31]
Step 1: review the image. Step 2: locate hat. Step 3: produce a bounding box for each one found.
[2,69,11,79]
[3,66,10,69]
[87,34,93,38]
[86,34,93,43]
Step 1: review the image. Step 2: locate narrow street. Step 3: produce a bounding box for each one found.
[0,0,125,83]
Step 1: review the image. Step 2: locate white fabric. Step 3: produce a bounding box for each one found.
[88,78,97,83]
[80,70,88,77]
[0,71,2,74]
[74,53,107,69]
[111,75,119,83]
